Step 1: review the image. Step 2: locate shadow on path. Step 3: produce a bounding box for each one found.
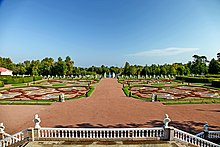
[55,120,220,135]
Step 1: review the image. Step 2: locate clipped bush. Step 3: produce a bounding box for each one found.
[0,81,4,87]
[122,86,130,96]
[23,76,33,83]
[33,76,42,81]
[176,76,218,83]
[205,74,220,78]
[0,75,36,84]
[212,80,220,88]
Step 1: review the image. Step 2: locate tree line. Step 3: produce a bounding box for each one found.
[0,53,220,77]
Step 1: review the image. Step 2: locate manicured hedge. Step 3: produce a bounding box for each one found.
[33,76,42,81]
[0,81,4,87]
[205,74,220,78]
[0,76,39,84]
[212,80,220,88]
[176,76,217,83]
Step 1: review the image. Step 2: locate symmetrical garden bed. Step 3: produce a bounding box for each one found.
[0,79,97,104]
[120,79,220,104]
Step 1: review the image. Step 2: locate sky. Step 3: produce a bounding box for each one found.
[0,0,220,67]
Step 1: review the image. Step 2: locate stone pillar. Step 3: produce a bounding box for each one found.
[162,114,174,141]
[27,128,35,141]
[163,127,174,141]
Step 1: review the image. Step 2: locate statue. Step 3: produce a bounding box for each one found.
[33,114,41,129]
[163,114,171,128]
[61,93,65,102]
[203,122,209,132]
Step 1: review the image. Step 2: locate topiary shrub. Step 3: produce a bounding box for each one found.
[212,80,220,88]
[176,76,218,83]
[0,81,4,87]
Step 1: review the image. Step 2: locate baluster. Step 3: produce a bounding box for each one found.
[106,130,108,138]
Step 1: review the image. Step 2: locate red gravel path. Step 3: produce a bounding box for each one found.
[0,78,220,134]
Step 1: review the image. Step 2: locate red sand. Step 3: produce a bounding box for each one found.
[0,78,220,134]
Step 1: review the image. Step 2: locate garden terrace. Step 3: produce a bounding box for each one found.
[122,79,220,104]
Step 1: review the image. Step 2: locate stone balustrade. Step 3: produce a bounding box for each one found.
[174,128,219,147]
[38,127,164,139]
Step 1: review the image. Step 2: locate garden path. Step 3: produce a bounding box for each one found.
[0,78,220,134]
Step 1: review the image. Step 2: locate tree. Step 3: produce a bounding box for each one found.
[65,56,74,76]
[191,55,208,75]
[123,62,130,76]
[208,58,220,74]
[53,57,67,76]
[39,57,54,76]
[217,52,220,61]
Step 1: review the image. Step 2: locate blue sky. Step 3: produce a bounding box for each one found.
[0,0,220,67]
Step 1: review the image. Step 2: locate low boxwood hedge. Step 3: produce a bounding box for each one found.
[0,81,4,87]
[212,80,220,88]
[0,75,40,84]
[176,76,218,83]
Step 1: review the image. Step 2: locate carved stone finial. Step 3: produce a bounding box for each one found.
[0,123,5,133]
[163,114,171,128]
[204,122,209,132]
[33,114,41,129]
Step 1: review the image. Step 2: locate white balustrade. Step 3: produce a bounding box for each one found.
[174,128,219,147]
[38,127,164,139]
[0,129,28,147]
[208,131,220,139]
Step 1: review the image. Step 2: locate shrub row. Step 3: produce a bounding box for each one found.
[0,81,4,87]
[0,76,42,84]
[212,80,220,88]
[205,74,220,78]
[176,76,218,83]
[33,76,43,81]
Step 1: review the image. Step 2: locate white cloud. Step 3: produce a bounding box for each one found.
[129,48,199,57]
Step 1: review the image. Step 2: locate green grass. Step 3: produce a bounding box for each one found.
[86,86,95,97]
[0,100,53,105]
[122,86,130,96]
[52,83,66,87]
[11,83,27,86]
[162,101,220,105]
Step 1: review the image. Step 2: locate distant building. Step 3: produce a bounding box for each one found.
[0,67,13,76]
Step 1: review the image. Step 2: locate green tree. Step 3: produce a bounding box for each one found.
[65,56,74,76]
[208,58,220,74]
[123,62,130,76]
[53,57,67,76]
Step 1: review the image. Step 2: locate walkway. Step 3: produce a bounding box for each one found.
[0,78,220,134]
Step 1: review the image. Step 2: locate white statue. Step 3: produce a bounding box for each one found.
[61,93,65,102]
[0,123,5,133]
[204,122,209,132]
[33,114,41,129]
[163,114,171,128]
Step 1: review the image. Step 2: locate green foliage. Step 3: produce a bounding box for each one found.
[176,76,217,83]
[52,83,66,87]
[208,58,220,74]
[212,80,220,88]
[33,76,42,81]
[86,86,95,97]
[0,76,34,84]
[122,86,130,96]
[0,100,52,105]
[0,81,4,87]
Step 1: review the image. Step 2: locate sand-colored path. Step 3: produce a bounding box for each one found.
[0,78,220,134]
